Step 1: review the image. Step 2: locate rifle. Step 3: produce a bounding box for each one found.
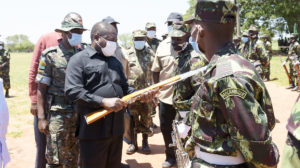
[85,66,207,125]
[169,120,191,168]
[296,62,300,89]
[282,61,292,85]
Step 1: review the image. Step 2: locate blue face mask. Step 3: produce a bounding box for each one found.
[134,41,145,50]
[189,36,200,53]
[241,37,249,43]
[68,33,82,47]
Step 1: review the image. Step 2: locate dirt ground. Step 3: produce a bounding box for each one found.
[5,81,299,168]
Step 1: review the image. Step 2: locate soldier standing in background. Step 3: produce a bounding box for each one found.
[286,33,300,91]
[261,34,272,81]
[145,22,161,53]
[36,13,86,168]
[0,41,10,98]
[240,32,250,58]
[125,30,154,155]
[184,0,279,167]
[233,36,241,53]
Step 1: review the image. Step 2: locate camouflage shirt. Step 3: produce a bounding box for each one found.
[146,38,161,53]
[240,42,249,59]
[0,49,10,72]
[287,95,300,141]
[248,38,268,63]
[36,43,77,98]
[173,45,208,113]
[187,42,279,167]
[288,41,300,57]
[126,47,154,89]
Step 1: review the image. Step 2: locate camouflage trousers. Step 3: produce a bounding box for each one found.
[262,61,270,78]
[129,102,152,134]
[281,133,300,168]
[289,62,297,84]
[190,158,249,168]
[46,110,79,168]
[0,71,10,89]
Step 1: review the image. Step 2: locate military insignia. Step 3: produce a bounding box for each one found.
[220,88,247,99]
[39,57,46,71]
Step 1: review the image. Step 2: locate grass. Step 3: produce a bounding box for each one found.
[270,54,290,87]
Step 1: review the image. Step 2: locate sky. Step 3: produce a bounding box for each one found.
[0,0,190,44]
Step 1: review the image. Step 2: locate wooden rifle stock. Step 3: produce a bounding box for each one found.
[282,62,292,85]
[296,64,300,88]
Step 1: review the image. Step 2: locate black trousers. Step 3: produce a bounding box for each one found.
[34,115,47,168]
[159,101,176,160]
[79,136,123,168]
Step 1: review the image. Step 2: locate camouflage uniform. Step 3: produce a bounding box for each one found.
[286,34,300,89]
[261,34,272,81]
[145,22,161,53]
[240,32,250,59]
[281,95,300,168]
[125,30,154,153]
[36,15,86,168]
[0,43,10,90]
[186,1,279,167]
[170,24,208,123]
[247,25,267,78]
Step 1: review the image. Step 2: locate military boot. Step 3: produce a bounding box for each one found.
[287,83,295,89]
[5,89,9,98]
[141,134,151,154]
[126,133,137,155]
[292,86,299,91]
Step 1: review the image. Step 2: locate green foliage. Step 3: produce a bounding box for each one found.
[5,34,34,52]
[184,0,300,37]
[118,33,133,49]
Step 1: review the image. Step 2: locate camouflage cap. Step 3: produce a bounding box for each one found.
[249,24,259,32]
[242,32,249,37]
[170,23,188,38]
[291,33,299,38]
[0,41,4,45]
[233,36,241,40]
[145,22,156,29]
[260,34,269,38]
[133,30,147,38]
[194,0,237,24]
[55,13,87,32]
[102,16,120,24]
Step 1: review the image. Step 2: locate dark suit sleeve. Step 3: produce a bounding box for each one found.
[65,54,103,110]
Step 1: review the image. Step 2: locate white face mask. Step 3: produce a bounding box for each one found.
[96,38,117,57]
[68,33,82,47]
[147,31,156,39]
[0,46,3,50]
[168,25,173,33]
[134,41,145,50]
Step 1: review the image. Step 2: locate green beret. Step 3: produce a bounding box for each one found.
[194,0,237,24]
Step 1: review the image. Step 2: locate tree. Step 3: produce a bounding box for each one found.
[5,34,34,52]
[183,0,196,20]
[118,33,133,49]
[184,0,300,37]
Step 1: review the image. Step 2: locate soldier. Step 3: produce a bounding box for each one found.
[233,36,241,53]
[286,33,300,91]
[170,23,208,123]
[240,32,250,58]
[281,95,300,167]
[0,41,10,98]
[261,34,272,81]
[247,25,267,78]
[151,12,183,168]
[184,0,279,167]
[36,12,86,168]
[125,30,154,155]
[145,22,161,53]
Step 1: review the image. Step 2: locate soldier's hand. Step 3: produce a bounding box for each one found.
[101,98,127,112]
[38,119,49,135]
[139,89,159,103]
[30,103,38,116]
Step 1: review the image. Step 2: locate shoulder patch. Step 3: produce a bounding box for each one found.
[220,88,247,99]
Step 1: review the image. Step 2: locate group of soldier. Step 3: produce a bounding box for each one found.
[0,41,10,98]
[2,0,300,168]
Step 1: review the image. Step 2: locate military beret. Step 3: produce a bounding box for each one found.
[145,22,156,29]
[194,0,237,24]
[249,25,259,32]
[133,30,147,38]
[55,12,87,32]
[0,41,4,45]
[166,12,183,24]
[170,23,188,38]
[102,16,120,24]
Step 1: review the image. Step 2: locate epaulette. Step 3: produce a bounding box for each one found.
[215,55,234,80]
[41,46,58,56]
